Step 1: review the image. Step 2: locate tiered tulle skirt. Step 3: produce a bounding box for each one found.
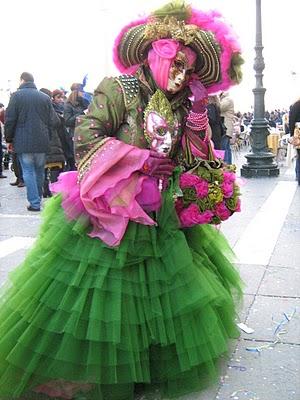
[0,192,242,399]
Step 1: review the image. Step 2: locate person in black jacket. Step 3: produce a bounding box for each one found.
[52,89,69,165]
[289,98,300,185]
[63,83,88,171]
[40,88,65,197]
[4,72,56,211]
[207,95,225,150]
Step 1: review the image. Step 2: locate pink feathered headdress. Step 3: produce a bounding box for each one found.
[113,1,243,94]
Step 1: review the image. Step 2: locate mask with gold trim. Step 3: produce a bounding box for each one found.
[167,49,195,93]
[144,90,178,155]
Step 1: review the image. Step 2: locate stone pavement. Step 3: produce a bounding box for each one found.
[0,151,299,400]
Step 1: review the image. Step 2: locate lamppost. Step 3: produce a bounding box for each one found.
[240,0,279,177]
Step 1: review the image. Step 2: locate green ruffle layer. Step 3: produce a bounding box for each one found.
[0,190,242,399]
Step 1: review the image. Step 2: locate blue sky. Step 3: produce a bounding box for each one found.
[1,0,299,111]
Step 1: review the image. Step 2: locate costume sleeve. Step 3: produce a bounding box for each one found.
[74,77,126,163]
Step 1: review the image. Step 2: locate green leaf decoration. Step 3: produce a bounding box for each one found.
[151,0,191,21]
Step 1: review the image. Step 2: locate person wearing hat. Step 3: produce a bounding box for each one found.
[0,2,244,399]
[63,83,89,171]
[51,89,70,169]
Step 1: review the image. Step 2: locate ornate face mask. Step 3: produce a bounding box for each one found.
[144,90,178,155]
[167,50,195,93]
[146,112,173,155]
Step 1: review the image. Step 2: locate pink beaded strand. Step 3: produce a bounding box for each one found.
[186,109,209,131]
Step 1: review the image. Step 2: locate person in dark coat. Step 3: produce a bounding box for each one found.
[63,84,87,171]
[289,98,300,185]
[40,89,65,197]
[52,89,70,165]
[0,103,7,178]
[207,95,225,150]
[4,72,56,211]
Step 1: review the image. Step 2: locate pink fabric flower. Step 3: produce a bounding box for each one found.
[221,181,234,198]
[135,177,161,212]
[195,179,209,198]
[50,171,86,220]
[152,39,180,59]
[179,203,201,227]
[148,39,180,90]
[52,139,157,247]
[197,210,214,224]
[214,201,231,221]
[179,203,213,227]
[223,171,236,184]
[179,172,203,188]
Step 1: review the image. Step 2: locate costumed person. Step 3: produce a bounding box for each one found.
[0,2,244,399]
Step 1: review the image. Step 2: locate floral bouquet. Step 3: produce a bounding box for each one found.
[175,162,241,227]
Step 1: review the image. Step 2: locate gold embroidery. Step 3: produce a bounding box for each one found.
[144,16,198,45]
[77,137,111,181]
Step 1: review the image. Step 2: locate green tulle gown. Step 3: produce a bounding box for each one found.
[0,188,242,400]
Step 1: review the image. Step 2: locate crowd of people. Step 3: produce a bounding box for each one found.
[1,72,91,211]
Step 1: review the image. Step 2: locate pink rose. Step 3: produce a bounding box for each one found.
[223,171,236,184]
[195,179,209,198]
[152,39,180,59]
[221,181,234,198]
[179,203,202,227]
[197,210,214,224]
[214,202,231,221]
[180,173,203,188]
[179,204,213,227]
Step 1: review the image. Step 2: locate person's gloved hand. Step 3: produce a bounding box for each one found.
[141,151,175,177]
[189,79,208,113]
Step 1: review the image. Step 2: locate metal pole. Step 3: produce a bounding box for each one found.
[241,0,279,177]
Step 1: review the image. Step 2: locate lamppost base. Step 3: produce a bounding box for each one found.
[240,152,280,177]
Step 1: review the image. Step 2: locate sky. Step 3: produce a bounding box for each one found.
[1,0,300,112]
